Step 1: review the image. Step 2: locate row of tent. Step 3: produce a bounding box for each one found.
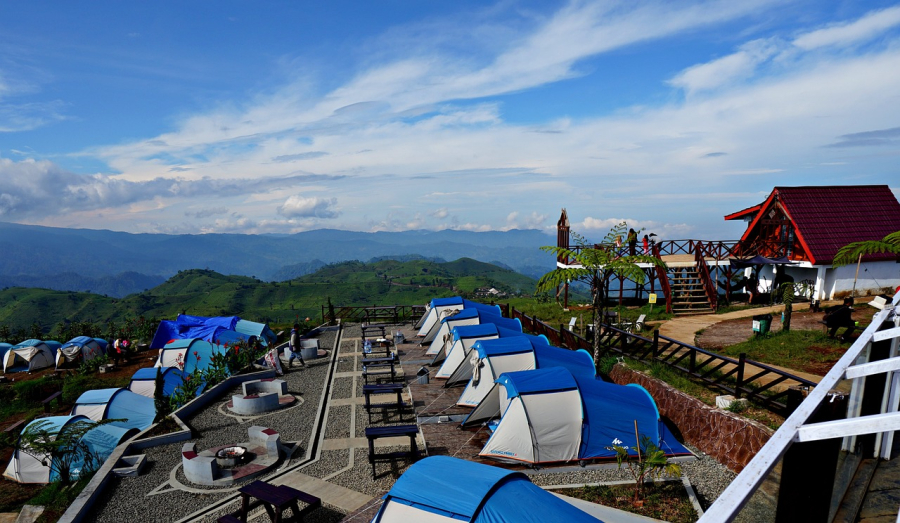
[150,314,276,349]
[1,337,107,374]
[0,314,277,375]
[5,365,205,484]
[3,415,137,484]
[414,297,690,465]
[4,386,156,484]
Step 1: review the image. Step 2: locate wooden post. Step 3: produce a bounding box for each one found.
[653,330,660,357]
[618,276,624,307]
[736,353,746,399]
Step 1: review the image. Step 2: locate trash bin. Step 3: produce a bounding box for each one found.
[752,314,772,336]
[416,366,430,385]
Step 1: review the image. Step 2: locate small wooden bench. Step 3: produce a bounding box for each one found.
[363,383,410,423]
[42,391,62,413]
[362,356,398,384]
[364,424,420,478]
[234,480,321,522]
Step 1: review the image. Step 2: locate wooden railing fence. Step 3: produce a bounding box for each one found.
[503,303,816,417]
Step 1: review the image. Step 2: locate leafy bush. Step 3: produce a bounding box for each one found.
[61,375,105,404]
[12,378,59,404]
[77,354,110,375]
[597,356,620,377]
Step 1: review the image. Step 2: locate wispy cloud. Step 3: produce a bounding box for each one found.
[826,126,900,148]
[793,5,900,50]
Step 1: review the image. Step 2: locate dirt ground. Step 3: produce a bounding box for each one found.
[695,305,879,376]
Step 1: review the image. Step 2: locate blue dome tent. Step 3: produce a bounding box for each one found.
[56,336,108,369]
[425,309,521,356]
[372,456,601,522]
[436,325,551,384]
[456,338,595,407]
[2,415,135,484]
[129,367,198,398]
[461,367,690,465]
[2,339,61,373]
[155,338,227,374]
[71,388,156,431]
[417,297,503,341]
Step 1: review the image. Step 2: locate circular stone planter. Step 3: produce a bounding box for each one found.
[226,378,296,415]
[182,426,281,487]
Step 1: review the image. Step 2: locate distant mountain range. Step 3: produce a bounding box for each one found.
[0,258,538,333]
[0,222,556,297]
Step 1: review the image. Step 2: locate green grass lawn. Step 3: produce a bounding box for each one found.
[716,329,848,376]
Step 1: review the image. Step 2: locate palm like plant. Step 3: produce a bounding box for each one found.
[832,231,900,296]
[610,435,682,502]
[536,222,666,364]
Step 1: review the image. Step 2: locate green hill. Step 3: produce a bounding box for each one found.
[0,258,539,338]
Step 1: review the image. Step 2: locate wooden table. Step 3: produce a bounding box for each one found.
[236,480,321,522]
[362,356,397,384]
[362,383,408,423]
[364,425,420,478]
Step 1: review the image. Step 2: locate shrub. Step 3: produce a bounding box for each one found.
[13,378,58,404]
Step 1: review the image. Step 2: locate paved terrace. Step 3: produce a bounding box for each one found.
[78,317,812,523]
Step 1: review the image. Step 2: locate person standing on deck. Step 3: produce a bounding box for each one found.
[627,228,637,256]
[642,234,650,255]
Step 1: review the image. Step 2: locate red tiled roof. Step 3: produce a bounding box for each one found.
[746,185,900,265]
[724,204,761,221]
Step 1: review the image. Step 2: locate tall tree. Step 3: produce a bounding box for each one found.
[536,222,666,364]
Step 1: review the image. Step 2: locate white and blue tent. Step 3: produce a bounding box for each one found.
[129,367,196,398]
[425,309,521,356]
[462,367,691,465]
[3,415,134,484]
[155,338,227,374]
[456,338,595,407]
[0,343,12,361]
[373,455,601,522]
[56,336,107,369]
[418,297,503,342]
[2,339,61,373]
[436,325,549,382]
[71,388,156,431]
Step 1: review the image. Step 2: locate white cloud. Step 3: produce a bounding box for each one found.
[793,5,900,50]
[578,217,692,239]
[669,39,779,94]
[276,195,339,219]
[504,211,547,230]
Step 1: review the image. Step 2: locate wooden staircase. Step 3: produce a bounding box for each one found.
[668,267,714,315]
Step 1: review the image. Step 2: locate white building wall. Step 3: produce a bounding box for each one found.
[740,261,899,301]
[824,261,900,300]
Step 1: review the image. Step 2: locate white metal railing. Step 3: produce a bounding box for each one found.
[699,293,900,522]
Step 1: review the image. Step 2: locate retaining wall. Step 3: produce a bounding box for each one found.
[609,364,774,473]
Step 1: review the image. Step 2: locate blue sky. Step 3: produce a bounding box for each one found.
[1,0,899,240]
